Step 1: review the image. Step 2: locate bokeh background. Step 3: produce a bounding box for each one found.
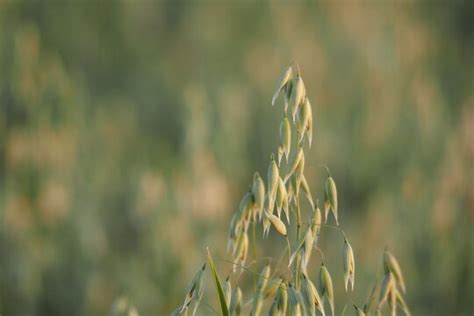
[0,1,473,315]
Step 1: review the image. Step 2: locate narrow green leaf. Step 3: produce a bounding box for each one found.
[207,248,230,316]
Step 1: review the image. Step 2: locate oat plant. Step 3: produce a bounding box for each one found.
[171,63,410,316]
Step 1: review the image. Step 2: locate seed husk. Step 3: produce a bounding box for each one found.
[302,228,315,272]
[269,279,288,316]
[252,265,271,316]
[265,211,287,236]
[320,263,335,316]
[276,176,288,219]
[233,232,248,272]
[301,274,315,316]
[300,174,315,209]
[232,228,244,256]
[324,175,339,226]
[272,65,293,106]
[296,97,311,144]
[343,238,355,292]
[277,145,284,167]
[285,146,304,182]
[302,273,325,316]
[267,154,279,212]
[180,264,206,314]
[268,297,278,316]
[290,173,300,200]
[311,206,322,248]
[252,172,265,221]
[396,290,411,316]
[263,280,279,300]
[224,276,232,309]
[294,150,305,191]
[383,249,406,293]
[231,190,253,238]
[263,215,271,238]
[293,253,302,290]
[277,280,288,315]
[288,283,306,316]
[229,287,242,316]
[388,288,397,316]
[378,272,395,309]
[290,76,306,123]
[280,115,292,162]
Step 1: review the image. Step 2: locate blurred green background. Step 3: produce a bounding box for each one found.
[0,1,473,315]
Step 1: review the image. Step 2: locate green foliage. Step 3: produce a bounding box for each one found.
[207,249,230,316]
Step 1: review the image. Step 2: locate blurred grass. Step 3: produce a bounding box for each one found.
[0,1,473,315]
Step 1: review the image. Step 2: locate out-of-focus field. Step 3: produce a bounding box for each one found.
[0,2,472,315]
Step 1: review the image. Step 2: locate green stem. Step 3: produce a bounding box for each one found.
[296,198,302,242]
[315,246,325,263]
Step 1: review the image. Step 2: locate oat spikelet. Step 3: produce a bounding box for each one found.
[288,283,305,316]
[320,263,335,316]
[300,174,315,209]
[233,232,248,272]
[180,264,206,314]
[285,146,304,183]
[396,290,411,316]
[302,273,326,316]
[343,238,355,292]
[383,249,406,293]
[311,206,322,248]
[280,115,291,162]
[251,265,271,316]
[283,78,294,112]
[290,76,306,123]
[276,279,288,315]
[251,172,265,221]
[277,145,284,167]
[228,190,252,248]
[269,280,288,316]
[265,211,287,236]
[288,207,321,270]
[229,287,242,316]
[224,276,232,309]
[276,176,288,219]
[296,97,311,144]
[272,65,293,106]
[267,154,279,212]
[324,174,338,225]
[378,272,395,309]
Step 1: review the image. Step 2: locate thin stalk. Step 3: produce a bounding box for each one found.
[322,223,347,238]
[315,246,326,263]
[319,164,331,177]
[296,198,302,242]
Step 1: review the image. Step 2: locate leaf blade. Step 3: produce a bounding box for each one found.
[207,248,230,316]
